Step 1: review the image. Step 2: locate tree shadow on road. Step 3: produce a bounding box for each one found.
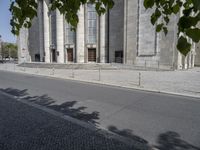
[1,88,200,150]
[0,88,29,97]
[108,125,150,150]
[0,88,99,125]
[108,127,200,150]
[108,125,148,144]
[155,131,200,150]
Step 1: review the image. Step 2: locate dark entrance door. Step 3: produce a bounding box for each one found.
[115,51,123,63]
[88,48,96,62]
[35,54,40,62]
[67,48,73,62]
[52,49,57,62]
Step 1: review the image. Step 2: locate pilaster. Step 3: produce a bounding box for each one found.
[38,0,44,62]
[100,14,106,63]
[43,0,50,63]
[56,9,64,63]
[76,5,85,63]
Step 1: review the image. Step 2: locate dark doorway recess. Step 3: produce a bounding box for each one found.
[88,48,96,62]
[67,48,73,62]
[115,51,123,63]
[51,49,57,62]
[35,54,40,62]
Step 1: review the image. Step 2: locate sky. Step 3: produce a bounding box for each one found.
[0,0,16,43]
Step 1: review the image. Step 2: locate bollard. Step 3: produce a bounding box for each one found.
[23,62,26,72]
[138,72,141,86]
[23,61,25,71]
[52,67,55,75]
[98,67,101,81]
[36,66,39,74]
[13,64,15,72]
[145,60,147,70]
[157,61,160,71]
[72,67,75,78]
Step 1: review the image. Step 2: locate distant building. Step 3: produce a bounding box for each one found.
[18,0,200,70]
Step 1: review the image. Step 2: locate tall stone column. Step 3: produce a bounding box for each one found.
[123,0,127,64]
[38,0,44,62]
[177,51,183,69]
[123,0,138,64]
[191,43,195,67]
[100,14,106,63]
[76,5,85,63]
[183,55,188,69]
[56,9,64,63]
[43,0,50,63]
[188,52,192,68]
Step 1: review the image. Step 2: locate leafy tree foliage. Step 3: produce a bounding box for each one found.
[10,45,18,58]
[144,0,200,56]
[10,0,200,56]
[1,44,9,59]
[1,43,18,60]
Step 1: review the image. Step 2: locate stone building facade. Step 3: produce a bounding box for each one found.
[18,0,200,69]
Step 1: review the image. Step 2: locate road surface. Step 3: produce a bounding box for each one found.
[0,70,200,149]
[0,91,140,150]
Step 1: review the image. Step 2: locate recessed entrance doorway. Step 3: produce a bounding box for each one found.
[67,48,73,62]
[88,48,96,62]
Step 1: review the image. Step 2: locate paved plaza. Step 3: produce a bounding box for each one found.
[0,63,200,98]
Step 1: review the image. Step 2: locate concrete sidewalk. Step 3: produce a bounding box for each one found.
[0,63,200,98]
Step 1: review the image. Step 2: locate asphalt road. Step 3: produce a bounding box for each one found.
[0,70,200,149]
[0,91,139,150]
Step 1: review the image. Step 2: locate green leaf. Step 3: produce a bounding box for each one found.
[172,4,180,14]
[177,36,191,56]
[156,23,164,32]
[192,0,200,10]
[151,13,157,25]
[163,27,168,36]
[178,16,198,29]
[164,16,169,24]
[185,28,200,43]
[144,0,155,9]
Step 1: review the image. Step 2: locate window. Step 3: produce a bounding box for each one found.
[87,4,97,44]
[65,23,75,44]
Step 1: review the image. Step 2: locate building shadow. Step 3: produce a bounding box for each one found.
[155,131,200,150]
[0,88,99,125]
